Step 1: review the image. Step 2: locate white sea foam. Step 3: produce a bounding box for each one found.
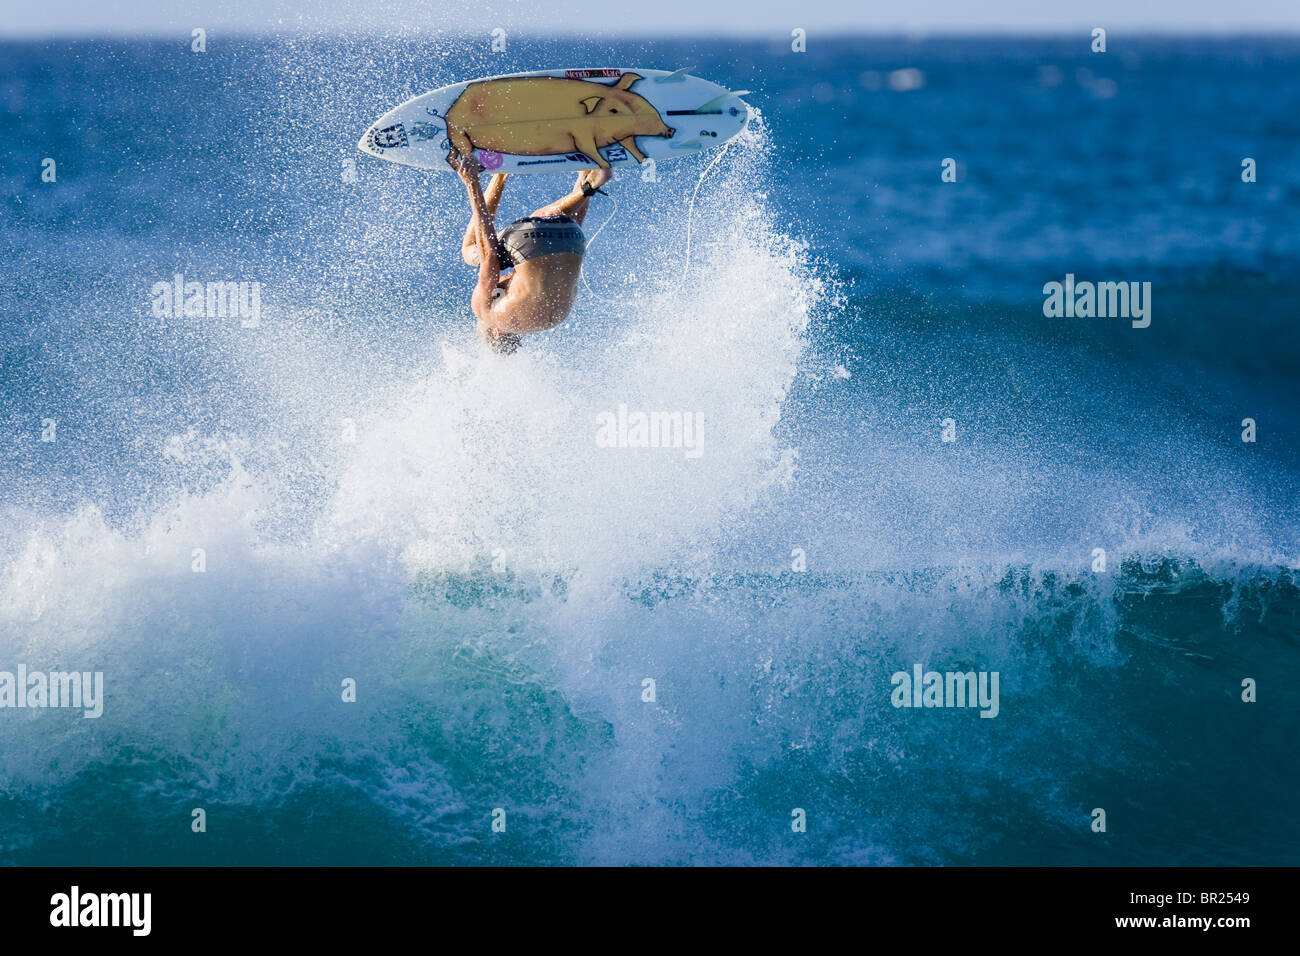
[0,120,823,818]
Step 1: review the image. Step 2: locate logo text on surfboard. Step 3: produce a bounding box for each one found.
[565,68,622,80]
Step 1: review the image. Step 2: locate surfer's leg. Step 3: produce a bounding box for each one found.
[461,174,509,265]
[528,171,608,226]
[529,189,588,225]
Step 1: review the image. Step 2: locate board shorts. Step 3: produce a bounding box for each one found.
[467,215,586,268]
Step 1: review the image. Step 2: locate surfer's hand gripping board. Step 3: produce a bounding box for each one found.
[448,150,485,181]
[358,67,750,175]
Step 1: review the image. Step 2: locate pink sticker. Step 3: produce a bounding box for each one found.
[478,149,504,170]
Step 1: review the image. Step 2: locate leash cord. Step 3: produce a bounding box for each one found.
[581,141,731,302]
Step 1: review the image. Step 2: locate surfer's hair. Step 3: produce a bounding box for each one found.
[483,327,521,355]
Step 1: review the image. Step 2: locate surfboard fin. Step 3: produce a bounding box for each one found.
[689,91,752,113]
[671,136,707,151]
[655,67,696,83]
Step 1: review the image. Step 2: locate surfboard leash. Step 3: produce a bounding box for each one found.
[579,192,620,301]
[580,139,733,305]
[679,139,731,288]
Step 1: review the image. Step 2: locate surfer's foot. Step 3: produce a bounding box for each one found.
[578,168,613,193]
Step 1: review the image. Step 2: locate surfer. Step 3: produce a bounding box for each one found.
[453,152,611,354]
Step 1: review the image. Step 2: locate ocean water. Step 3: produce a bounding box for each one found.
[1,34,1297,865]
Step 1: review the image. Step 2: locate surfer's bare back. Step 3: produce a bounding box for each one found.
[452,151,611,354]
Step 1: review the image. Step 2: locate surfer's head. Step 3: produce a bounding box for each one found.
[481,325,521,355]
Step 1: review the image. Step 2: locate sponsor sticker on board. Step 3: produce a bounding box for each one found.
[565,68,622,80]
[371,123,408,149]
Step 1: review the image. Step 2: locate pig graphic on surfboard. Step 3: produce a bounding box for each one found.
[358,68,750,174]
[445,73,673,169]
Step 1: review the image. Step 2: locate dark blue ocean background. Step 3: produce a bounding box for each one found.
[1,34,1297,865]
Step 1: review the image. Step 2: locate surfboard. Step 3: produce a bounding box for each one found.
[357,67,749,174]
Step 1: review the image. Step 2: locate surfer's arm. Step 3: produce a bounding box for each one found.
[462,185,504,324]
[460,174,508,264]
